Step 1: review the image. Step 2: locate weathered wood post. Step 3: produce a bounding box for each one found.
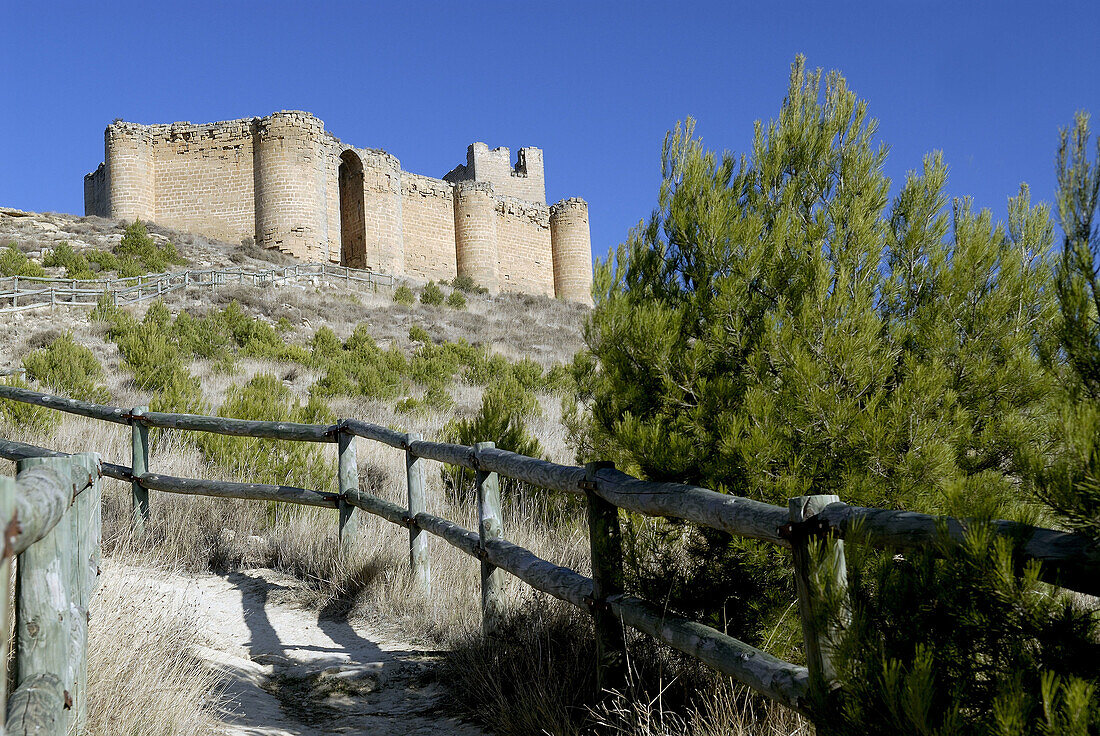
[0,474,15,727]
[67,452,100,732]
[130,406,150,537]
[337,427,360,558]
[14,456,77,734]
[474,441,504,636]
[788,494,847,692]
[405,432,430,595]
[584,461,627,694]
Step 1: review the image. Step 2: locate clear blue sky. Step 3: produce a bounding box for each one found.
[3,1,1097,265]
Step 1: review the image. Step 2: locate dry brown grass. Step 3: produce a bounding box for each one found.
[0,272,808,736]
[85,563,225,736]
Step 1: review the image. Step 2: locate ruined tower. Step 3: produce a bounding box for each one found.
[453,181,500,293]
[550,198,593,306]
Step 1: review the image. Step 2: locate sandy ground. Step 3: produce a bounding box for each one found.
[106,564,486,736]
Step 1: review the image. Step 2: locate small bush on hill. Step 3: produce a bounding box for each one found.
[445,289,467,310]
[465,351,512,386]
[392,285,415,305]
[419,280,445,306]
[43,242,98,280]
[450,274,489,295]
[0,376,61,435]
[309,326,407,401]
[0,244,46,277]
[408,325,432,344]
[443,377,542,504]
[22,333,110,402]
[194,373,334,490]
[115,220,185,272]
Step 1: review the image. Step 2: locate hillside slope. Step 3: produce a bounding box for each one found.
[1,207,595,735]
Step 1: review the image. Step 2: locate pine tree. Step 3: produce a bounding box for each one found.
[1042,112,1100,539]
[572,57,1057,642]
[571,58,1099,732]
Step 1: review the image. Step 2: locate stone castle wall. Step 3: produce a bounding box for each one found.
[85,111,592,303]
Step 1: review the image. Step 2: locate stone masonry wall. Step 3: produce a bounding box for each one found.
[401,173,458,282]
[495,197,554,296]
[152,118,256,244]
[550,198,593,305]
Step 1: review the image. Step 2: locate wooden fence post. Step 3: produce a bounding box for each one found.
[337,428,360,558]
[585,461,626,694]
[14,456,76,734]
[405,432,430,595]
[788,494,847,692]
[0,474,14,727]
[474,441,504,636]
[130,406,150,537]
[67,452,100,733]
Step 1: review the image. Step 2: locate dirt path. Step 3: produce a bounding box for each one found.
[125,566,486,736]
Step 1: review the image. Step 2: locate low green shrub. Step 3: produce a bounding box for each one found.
[424,384,453,411]
[194,373,334,490]
[408,325,432,344]
[22,333,110,402]
[0,376,61,435]
[308,326,343,364]
[43,242,97,280]
[394,397,421,415]
[542,364,574,396]
[309,326,407,400]
[465,351,512,386]
[443,378,543,503]
[392,285,415,305]
[0,244,46,277]
[115,220,185,273]
[420,281,445,306]
[449,274,488,295]
[409,341,466,389]
[445,289,467,309]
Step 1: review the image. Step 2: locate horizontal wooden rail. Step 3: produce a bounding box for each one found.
[138,473,341,509]
[139,410,338,443]
[818,503,1100,597]
[0,385,131,425]
[341,418,407,449]
[2,384,1099,591]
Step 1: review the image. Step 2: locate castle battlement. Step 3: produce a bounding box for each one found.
[84,112,592,303]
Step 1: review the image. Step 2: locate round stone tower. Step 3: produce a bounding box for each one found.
[106,122,155,223]
[453,181,499,293]
[254,111,326,259]
[550,198,593,305]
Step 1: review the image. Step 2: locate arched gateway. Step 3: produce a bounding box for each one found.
[338,150,366,269]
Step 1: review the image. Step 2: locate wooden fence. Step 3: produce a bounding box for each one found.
[0,453,101,735]
[0,382,1097,733]
[0,263,394,313]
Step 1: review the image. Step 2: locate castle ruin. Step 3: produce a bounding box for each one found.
[84,111,592,303]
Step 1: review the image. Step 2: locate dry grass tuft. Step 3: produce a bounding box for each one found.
[85,564,225,736]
